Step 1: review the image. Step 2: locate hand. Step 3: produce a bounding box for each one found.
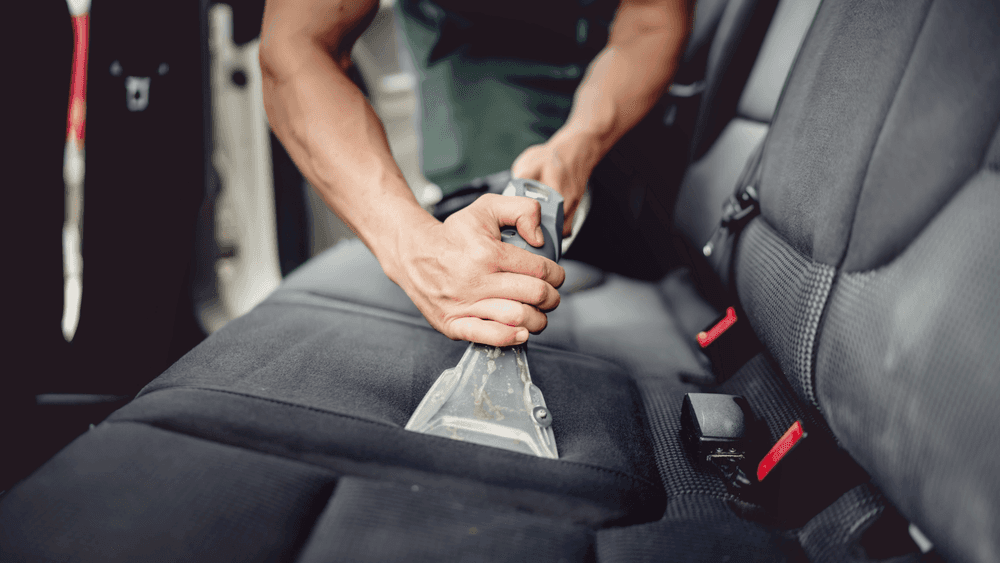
[389,194,566,347]
[511,139,593,237]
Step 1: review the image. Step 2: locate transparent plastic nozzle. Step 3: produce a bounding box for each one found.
[406,178,562,458]
[405,342,558,459]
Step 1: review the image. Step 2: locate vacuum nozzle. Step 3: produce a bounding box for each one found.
[404,179,564,459]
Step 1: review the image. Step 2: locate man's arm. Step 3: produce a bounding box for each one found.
[260,0,565,347]
[512,0,693,235]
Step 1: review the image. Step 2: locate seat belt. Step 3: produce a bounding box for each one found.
[701,137,766,285]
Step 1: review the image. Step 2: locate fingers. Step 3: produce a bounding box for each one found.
[494,245,566,290]
[448,317,529,347]
[402,192,569,346]
[475,194,546,247]
[486,272,560,311]
[466,298,548,333]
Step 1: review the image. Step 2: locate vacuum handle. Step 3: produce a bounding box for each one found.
[499,179,565,263]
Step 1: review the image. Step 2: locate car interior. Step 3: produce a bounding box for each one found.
[4,0,999,561]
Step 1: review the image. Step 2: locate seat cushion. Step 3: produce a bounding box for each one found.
[125,267,674,522]
[99,237,735,524]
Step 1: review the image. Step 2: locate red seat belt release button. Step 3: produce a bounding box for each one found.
[697,307,737,348]
[757,420,806,481]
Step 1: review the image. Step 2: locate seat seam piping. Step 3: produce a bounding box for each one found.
[125,385,661,490]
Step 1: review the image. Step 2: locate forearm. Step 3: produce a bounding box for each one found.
[551,0,692,173]
[260,0,434,281]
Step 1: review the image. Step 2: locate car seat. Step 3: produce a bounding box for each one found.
[3,1,999,562]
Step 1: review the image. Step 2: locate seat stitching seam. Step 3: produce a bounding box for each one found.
[129,385,661,489]
[105,419,346,476]
[138,385,399,428]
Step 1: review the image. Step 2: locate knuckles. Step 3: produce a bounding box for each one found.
[531,310,549,334]
[531,280,551,308]
[509,305,528,327]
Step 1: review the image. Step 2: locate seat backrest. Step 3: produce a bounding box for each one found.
[673,0,821,297]
[688,0,780,161]
[731,1,1000,561]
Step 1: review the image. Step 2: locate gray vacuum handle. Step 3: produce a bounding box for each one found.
[499,179,565,263]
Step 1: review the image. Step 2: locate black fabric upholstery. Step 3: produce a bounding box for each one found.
[727,0,1000,560]
[297,477,595,562]
[636,374,729,501]
[282,239,610,319]
[280,239,423,318]
[588,352,873,563]
[840,0,1000,272]
[797,483,920,563]
[595,496,800,563]
[735,219,834,406]
[816,169,1000,563]
[0,422,338,562]
[759,0,933,265]
[125,287,665,521]
[674,0,821,306]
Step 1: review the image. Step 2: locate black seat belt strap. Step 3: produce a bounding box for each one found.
[702,137,766,283]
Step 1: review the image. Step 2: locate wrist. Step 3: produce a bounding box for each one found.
[367,195,440,286]
[546,128,602,193]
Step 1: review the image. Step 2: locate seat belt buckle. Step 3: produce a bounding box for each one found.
[682,394,810,501]
[682,394,870,525]
[695,307,759,381]
[681,393,763,491]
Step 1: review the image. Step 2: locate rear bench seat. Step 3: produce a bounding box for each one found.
[3,1,999,562]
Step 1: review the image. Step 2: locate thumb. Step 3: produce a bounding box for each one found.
[478,194,545,247]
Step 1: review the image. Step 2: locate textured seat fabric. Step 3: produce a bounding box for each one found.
[12,0,1000,562]
[804,2,1000,560]
[0,0,803,560]
[726,1,1000,562]
[127,285,666,517]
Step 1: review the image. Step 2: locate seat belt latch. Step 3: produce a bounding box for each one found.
[758,420,807,482]
[697,307,737,348]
